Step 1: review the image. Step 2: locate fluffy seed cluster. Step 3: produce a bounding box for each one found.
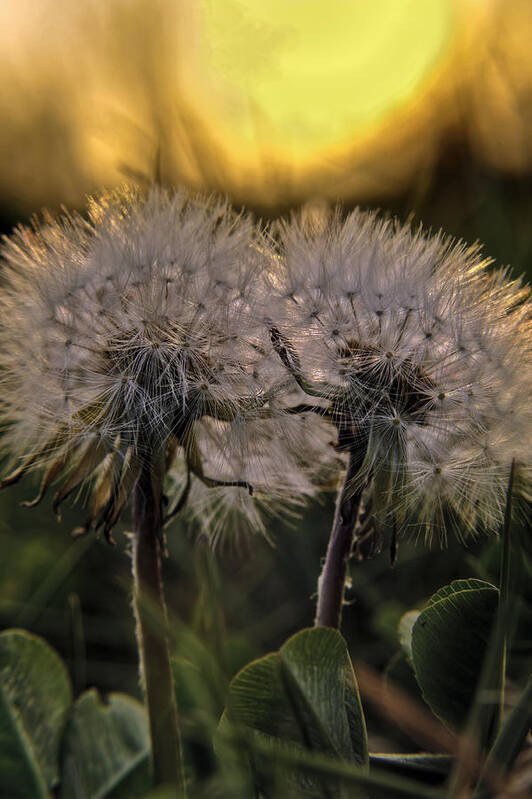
[0,188,334,540]
[265,207,532,539]
[1,189,530,544]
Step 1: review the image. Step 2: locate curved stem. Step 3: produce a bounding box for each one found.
[132,458,186,792]
[315,450,365,629]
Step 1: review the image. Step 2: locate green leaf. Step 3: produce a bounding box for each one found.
[280,627,368,766]
[60,690,151,799]
[425,579,493,607]
[219,628,368,797]
[411,580,498,730]
[228,628,367,765]
[0,629,72,799]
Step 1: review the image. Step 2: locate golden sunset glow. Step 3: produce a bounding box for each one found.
[192,0,452,161]
[0,0,530,213]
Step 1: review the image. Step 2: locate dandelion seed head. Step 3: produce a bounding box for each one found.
[0,186,310,539]
[266,206,532,538]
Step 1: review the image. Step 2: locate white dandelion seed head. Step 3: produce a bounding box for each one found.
[264,205,532,538]
[2,188,266,444]
[0,186,308,538]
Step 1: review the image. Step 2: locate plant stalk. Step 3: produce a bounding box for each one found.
[132,457,186,792]
[315,449,365,629]
[495,459,515,729]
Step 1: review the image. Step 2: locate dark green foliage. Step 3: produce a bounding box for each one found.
[0,630,71,798]
[0,630,151,799]
[227,628,368,764]
[410,580,499,730]
[218,627,368,797]
[60,690,151,798]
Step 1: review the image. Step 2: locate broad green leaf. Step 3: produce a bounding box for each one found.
[280,627,368,766]
[0,629,72,799]
[425,579,493,607]
[220,628,368,798]
[60,690,150,799]
[411,580,498,730]
[225,652,288,738]
[227,628,368,765]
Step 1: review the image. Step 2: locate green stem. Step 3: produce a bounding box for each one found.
[132,458,186,792]
[496,459,515,729]
[315,450,364,629]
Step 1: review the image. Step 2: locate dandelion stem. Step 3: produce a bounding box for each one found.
[132,457,186,792]
[496,458,515,728]
[315,448,365,629]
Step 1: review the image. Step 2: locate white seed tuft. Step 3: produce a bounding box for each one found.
[264,206,532,539]
[0,186,331,540]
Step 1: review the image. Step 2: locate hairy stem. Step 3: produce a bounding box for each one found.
[132,458,185,792]
[315,449,365,629]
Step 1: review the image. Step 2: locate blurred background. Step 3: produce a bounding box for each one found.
[1,0,531,755]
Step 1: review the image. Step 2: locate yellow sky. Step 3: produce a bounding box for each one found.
[195,0,452,159]
[0,0,529,212]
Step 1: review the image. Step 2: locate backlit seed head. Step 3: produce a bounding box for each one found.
[0,187,313,540]
[264,206,532,539]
